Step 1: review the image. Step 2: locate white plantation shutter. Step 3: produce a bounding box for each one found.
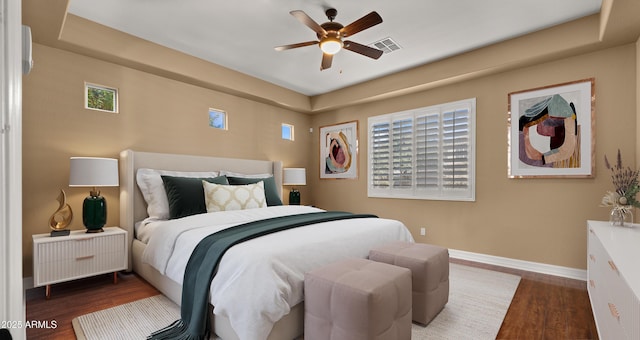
[392,117,413,189]
[416,112,440,190]
[371,121,390,188]
[442,108,470,190]
[368,98,475,201]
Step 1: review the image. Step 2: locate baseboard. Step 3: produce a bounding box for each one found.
[448,248,587,281]
[23,276,34,290]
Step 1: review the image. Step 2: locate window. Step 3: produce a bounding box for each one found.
[208,108,227,130]
[282,123,294,141]
[85,82,118,113]
[368,98,476,201]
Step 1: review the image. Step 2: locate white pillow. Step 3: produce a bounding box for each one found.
[136,168,220,221]
[219,170,272,178]
[203,180,267,212]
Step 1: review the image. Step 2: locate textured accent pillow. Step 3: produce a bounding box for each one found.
[136,168,220,221]
[161,175,229,219]
[226,175,283,206]
[203,181,267,212]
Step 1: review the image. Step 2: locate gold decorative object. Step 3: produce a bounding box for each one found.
[49,190,73,231]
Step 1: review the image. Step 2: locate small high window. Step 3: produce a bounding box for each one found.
[282,123,294,141]
[85,82,118,113]
[209,108,227,130]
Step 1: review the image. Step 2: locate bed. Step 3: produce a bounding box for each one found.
[119,149,414,340]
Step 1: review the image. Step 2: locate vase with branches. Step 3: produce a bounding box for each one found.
[601,150,640,226]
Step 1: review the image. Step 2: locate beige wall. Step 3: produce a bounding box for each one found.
[310,44,637,270]
[20,0,640,277]
[22,44,313,276]
[22,43,638,277]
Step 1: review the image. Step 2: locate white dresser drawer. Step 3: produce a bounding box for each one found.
[587,221,640,340]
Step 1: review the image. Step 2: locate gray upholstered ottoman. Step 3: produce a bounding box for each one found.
[369,241,449,325]
[304,257,412,340]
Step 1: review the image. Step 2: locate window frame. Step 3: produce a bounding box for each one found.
[85,82,118,113]
[367,98,476,201]
[208,108,228,130]
[281,123,294,141]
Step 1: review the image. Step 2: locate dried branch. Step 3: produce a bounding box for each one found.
[603,149,640,208]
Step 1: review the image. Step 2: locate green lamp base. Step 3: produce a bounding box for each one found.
[83,195,107,233]
[289,189,301,205]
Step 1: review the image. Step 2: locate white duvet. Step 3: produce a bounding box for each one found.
[141,205,414,340]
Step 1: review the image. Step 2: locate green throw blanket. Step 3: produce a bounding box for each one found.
[148,211,377,340]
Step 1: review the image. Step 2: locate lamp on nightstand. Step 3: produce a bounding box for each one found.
[283,168,306,205]
[69,157,119,233]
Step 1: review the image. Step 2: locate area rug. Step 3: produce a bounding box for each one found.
[73,263,520,340]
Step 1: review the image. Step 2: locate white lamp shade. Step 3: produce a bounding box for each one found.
[283,168,306,186]
[69,157,119,187]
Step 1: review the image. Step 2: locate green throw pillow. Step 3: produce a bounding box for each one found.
[226,175,283,206]
[161,175,229,219]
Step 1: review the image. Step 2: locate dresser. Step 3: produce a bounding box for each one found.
[32,227,127,298]
[587,220,640,339]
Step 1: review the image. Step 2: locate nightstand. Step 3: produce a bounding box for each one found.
[32,227,128,298]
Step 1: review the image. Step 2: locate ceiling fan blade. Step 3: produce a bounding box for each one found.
[290,10,327,36]
[340,11,383,37]
[275,41,319,51]
[344,40,384,59]
[321,53,333,70]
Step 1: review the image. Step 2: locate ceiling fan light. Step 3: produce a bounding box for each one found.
[320,37,343,55]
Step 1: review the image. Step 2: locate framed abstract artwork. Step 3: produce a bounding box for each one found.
[320,120,358,179]
[508,78,595,178]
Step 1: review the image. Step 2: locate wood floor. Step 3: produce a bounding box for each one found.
[453,259,599,339]
[25,260,598,340]
[25,272,160,340]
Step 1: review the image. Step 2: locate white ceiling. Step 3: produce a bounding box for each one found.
[68,0,602,96]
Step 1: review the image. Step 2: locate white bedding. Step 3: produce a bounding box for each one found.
[141,205,414,340]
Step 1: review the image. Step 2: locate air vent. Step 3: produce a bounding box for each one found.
[370,37,401,54]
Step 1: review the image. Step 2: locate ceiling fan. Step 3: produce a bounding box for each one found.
[275,8,384,71]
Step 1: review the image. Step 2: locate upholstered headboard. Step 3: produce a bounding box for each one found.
[119,149,283,270]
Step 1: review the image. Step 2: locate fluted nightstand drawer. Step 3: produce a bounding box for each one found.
[33,227,127,288]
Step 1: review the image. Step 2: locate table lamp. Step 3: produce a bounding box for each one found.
[283,168,306,205]
[69,157,119,233]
